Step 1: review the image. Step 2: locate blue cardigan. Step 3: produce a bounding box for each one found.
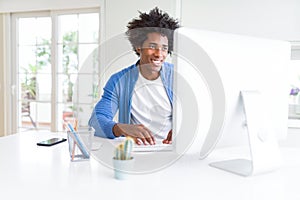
[88,61,174,139]
[89,62,173,138]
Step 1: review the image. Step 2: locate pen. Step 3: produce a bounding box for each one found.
[73,119,78,131]
[66,122,90,159]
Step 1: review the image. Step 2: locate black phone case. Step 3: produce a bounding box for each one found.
[37,138,67,146]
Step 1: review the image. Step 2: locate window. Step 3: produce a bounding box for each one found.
[12,9,100,132]
[289,41,300,127]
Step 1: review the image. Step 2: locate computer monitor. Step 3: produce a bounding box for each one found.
[172,27,291,176]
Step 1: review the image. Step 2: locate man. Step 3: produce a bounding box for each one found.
[88,7,179,145]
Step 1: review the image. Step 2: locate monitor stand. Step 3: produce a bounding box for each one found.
[209,90,282,176]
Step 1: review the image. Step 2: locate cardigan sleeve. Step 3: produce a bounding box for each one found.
[88,74,120,139]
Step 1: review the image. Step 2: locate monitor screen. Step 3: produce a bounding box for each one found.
[172,27,291,175]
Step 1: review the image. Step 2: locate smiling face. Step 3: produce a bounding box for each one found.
[136,32,169,80]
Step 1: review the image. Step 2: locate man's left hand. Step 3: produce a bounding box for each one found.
[162,129,172,144]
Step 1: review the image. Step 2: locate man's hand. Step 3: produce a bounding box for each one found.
[162,129,172,144]
[113,123,155,145]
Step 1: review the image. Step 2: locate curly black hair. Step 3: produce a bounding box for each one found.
[126,7,180,56]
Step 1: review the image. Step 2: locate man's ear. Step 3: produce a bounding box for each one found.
[136,47,141,54]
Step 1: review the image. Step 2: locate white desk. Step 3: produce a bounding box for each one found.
[1,131,300,200]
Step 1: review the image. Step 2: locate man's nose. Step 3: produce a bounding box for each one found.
[153,48,163,57]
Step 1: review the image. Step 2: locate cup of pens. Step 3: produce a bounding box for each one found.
[66,123,95,162]
[113,137,135,180]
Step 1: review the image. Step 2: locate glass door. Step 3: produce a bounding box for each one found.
[13,9,100,132]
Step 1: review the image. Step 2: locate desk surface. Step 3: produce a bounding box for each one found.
[1,131,300,200]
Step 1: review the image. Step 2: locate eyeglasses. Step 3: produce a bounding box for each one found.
[144,43,169,52]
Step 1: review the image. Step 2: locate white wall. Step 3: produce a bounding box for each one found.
[1,0,299,41]
[181,0,300,41]
[104,0,179,40]
[31,0,297,43]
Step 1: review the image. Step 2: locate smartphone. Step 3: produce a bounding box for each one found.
[37,138,67,146]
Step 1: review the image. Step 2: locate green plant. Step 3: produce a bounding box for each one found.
[21,65,38,99]
[68,105,83,112]
[114,137,134,160]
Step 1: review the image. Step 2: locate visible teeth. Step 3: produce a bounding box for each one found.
[153,60,160,64]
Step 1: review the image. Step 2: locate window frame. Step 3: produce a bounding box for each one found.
[11,8,101,132]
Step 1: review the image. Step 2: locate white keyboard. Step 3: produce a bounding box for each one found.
[132,142,173,152]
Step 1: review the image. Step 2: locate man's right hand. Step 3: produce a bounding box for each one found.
[113,123,155,145]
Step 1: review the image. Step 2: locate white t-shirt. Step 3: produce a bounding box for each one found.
[130,71,172,139]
